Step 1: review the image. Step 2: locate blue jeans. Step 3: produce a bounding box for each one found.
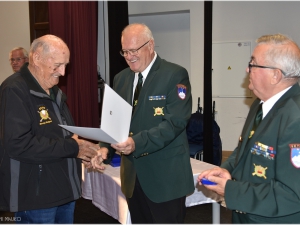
[15,201,75,224]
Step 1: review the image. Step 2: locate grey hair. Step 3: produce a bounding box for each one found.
[122,23,154,42]
[9,47,28,59]
[256,34,300,78]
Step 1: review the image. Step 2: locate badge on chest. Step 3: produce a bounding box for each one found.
[37,106,52,125]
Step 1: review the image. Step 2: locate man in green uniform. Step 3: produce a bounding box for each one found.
[198,34,300,223]
[92,23,194,223]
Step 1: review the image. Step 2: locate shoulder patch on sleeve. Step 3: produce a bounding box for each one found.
[177,84,187,100]
[290,144,300,168]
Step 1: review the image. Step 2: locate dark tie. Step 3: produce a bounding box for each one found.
[132,73,143,112]
[249,103,263,139]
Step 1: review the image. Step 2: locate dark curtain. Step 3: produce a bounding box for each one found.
[48,1,99,128]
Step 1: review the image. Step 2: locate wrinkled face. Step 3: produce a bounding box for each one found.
[34,43,70,90]
[247,44,274,100]
[10,49,28,72]
[121,30,154,73]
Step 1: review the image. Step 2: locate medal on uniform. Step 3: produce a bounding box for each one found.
[252,163,267,179]
[153,107,164,116]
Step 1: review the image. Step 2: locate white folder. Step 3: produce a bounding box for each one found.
[59,84,132,144]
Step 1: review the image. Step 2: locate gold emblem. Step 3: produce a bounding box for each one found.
[134,100,138,106]
[252,163,267,179]
[37,106,52,125]
[249,130,254,139]
[153,107,164,116]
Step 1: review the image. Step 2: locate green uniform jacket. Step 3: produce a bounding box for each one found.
[222,84,300,223]
[101,55,194,203]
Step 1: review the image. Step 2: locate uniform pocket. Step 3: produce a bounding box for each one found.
[162,144,186,159]
[249,153,275,182]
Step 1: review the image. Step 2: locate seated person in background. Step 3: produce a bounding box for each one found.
[9,47,29,72]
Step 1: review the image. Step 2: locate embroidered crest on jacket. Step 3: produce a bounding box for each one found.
[153,107,164,116]
[38,106,52,125]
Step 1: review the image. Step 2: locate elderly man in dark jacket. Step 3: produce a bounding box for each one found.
[0,35,105,223]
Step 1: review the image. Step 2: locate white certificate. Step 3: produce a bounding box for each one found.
[60,84,132,144]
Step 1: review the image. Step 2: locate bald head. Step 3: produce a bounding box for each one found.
[28,35,70,94]
[29,35,69,63]
[122,23,154,42]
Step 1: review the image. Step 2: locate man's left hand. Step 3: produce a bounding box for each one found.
[111,137,135,155]
[197,167,231,197]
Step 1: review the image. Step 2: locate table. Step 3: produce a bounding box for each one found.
[81,158,222,224]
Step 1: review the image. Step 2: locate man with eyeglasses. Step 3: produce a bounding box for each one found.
[198,33,300,223]
[9,47,29,73]
[92,23,194,223]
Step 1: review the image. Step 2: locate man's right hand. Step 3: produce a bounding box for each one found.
[72,134,98,162]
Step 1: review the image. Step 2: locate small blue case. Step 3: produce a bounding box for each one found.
[201,178,217,185]
[110,153,121,167]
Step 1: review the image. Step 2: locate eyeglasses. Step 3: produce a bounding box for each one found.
[248,61,286,75]
[120,40,150,57]
[9,57,26,63]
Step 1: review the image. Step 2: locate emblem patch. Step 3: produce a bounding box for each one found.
[153,107,164,116]
[252,163,268,179]
[249,130,255,139]
[37,106,52,125]
[177,84,187,100]
[290,144,300,168]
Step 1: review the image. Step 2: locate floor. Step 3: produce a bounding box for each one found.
[75,197,232,224]
[0,197,232,224]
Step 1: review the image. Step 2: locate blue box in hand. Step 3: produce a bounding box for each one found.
[110,153,121,167]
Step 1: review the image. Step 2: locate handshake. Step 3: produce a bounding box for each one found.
[72,134,108,171]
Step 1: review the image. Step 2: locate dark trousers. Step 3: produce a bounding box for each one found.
[127,177,186,224]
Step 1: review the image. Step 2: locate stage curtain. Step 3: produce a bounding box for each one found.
[48,1,99,128]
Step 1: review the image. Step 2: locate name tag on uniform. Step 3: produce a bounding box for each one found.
[148,95,166,101]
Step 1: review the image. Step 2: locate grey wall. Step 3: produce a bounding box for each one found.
[129,11,191,78]
[214,1,300,150]
[0,1,30,82]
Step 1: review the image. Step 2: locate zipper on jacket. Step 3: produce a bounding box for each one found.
[36,164,42,195]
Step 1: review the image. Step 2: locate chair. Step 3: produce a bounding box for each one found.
[189,143,203,161]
